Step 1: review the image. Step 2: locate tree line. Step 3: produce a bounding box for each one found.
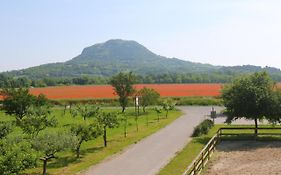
[2,71,281,88]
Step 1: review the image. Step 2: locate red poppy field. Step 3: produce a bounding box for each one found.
[28,84,223,100]
[1,83,281,100]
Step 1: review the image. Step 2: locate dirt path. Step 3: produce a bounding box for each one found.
[204,141,281,175]
[80,106,223,175]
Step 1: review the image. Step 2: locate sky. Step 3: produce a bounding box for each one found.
[1,0,281,72]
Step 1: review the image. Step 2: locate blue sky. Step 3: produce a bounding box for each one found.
[1,0,281,71]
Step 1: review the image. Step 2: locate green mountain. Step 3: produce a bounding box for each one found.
[2,39,281,80]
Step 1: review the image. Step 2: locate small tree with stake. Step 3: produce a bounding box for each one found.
[153,107,162,122]
[70,104,100,121]
[162,99,175,118]
[138,87,160,112]
[96,112,119,147]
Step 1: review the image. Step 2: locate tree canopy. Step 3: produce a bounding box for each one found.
[222,72,281,134]
[110,72,137,112]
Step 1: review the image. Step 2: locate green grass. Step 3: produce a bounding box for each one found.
[157,125,221,175]
[0,107,182,175]
[51,97,223,107]
[157,124,281,175]
[172,97,222,106]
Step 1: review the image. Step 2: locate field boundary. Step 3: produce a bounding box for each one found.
[182,127,281,175]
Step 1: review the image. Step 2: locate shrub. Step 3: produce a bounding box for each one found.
[192,119,214,137]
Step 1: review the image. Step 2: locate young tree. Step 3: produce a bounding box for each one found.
[32,132,75,175]
[119,112,128,138]
[153,107,162,122]
[70,105,100,121]
[20,106,57,138]
[110,72,137,112]
[162,99,175,118]
[70,123,102,158]
[222,72,276,135]
[96,112,119,147]
[137,87,160,112]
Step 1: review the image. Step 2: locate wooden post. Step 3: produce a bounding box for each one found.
[201,152,204,169]
[194,162,197,175]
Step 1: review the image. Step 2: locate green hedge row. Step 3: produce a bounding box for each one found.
[192,119,214,137]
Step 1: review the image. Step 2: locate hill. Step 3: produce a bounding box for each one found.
[1,39,281,85]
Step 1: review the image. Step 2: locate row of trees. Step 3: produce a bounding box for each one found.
[5,71,281,88]
[0,71,175,175]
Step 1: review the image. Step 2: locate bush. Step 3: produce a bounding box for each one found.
[192,119,214,137]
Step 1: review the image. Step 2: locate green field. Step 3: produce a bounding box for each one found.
[0,107,182,175]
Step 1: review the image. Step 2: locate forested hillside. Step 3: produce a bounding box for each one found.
[1,39,281,87]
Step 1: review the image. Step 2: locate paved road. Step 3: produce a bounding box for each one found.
[81,106,223,175]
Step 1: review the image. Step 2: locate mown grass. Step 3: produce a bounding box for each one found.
[157,124,281,175]
[0,107,182,175]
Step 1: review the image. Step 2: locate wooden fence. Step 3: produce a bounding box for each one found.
[182,127,281,175]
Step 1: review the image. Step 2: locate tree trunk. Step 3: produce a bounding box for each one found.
[42,159,47,175]
[63,105,67,115]
[103,126,107,147]
[124,117,127,138]
[135,116,139,132]
[157,114,160,122]
[122,106,125,113]
[166,111,168,118]
[143,106,146,113]
[254,118,258,137]
[76,142,82,158]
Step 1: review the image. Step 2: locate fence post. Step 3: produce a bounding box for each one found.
[201,152,204,169]
[194,162,197,175]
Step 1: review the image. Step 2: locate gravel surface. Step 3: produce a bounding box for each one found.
[204,141,281,175]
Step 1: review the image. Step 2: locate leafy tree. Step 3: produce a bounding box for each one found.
[137,87,160,112]
[96,112,119,147]
[222,72,276,135]
[0,122,13,139]
[20,106,57,138]
[110,72,137,112]
[162,99,176,118]
[32,132,75,175]
[70,123,102,158]
[1,88,35,121]
[266,89,281,124]
[70,105,100,121]
[153,107,162,122]
[0,138,37,175]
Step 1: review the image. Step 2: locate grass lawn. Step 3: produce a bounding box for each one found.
[0,107,182,175]
[157,124,281,175]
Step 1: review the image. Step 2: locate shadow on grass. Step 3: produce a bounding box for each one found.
[83,146,104,154]
[193,136,213,145]
[48,156,81,169]
[217,136,281,152]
